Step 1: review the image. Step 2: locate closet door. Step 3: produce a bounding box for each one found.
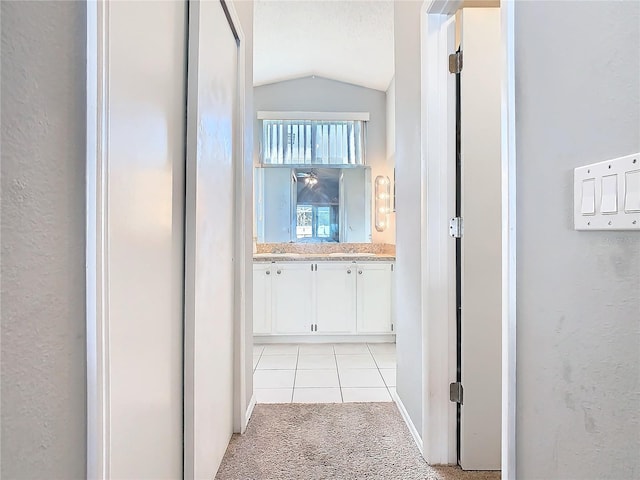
[106,1,186,478]
[183,1,239,478]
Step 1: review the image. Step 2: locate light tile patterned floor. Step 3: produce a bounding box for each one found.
[253,343,396,404]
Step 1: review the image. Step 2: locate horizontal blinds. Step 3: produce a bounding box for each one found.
[262,120,365,165]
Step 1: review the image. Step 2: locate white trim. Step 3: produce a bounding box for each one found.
[392,390,424,455]
[86,2,110,478]
[500,1,517,478]
[224,0,250,436]
[257,111,370,121]
[183,3,200,474]
[245,394,257,429]
[420,2,458,466]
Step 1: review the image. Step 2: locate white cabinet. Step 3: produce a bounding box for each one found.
[315,262,357,334]
[253,263,272,334]
[356,263,393,333]
[272,262,314,334]
[253,260,394,336]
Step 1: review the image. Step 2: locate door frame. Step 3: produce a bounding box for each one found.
[86,2,110,477]
[86,0,251,478]
[420,0,516,477]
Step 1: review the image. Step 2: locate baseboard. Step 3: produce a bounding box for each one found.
[391,389,424,455]
[245,394,257,431]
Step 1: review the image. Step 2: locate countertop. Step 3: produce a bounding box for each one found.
[253,253,395,262]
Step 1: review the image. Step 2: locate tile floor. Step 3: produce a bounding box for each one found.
[253,343,396,404]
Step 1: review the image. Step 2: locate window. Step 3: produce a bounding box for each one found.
[296,205,336,240]
[261,119,366,165]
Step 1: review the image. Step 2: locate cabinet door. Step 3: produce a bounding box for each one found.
[316,262,357,334]
[356,262,393,333]
[273,262,314,334]
[253,263,272,334]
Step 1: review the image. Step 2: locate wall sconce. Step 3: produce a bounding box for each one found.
[375,175,391,232]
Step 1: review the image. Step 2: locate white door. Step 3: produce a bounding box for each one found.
[105,2,186,478]
[183,1,238,478]
[273,263,314,334]
[316,262,357,333]
[356,263,393,334]
[253,264,273,334]
[459,8,502,471]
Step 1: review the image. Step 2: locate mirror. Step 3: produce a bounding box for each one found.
[255,166,372,243]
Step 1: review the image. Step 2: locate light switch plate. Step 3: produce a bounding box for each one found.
[574,153,640,231]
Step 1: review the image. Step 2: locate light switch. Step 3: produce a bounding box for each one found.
[574,153,639,230]
[580,178,596,215]
[624,170,640,213]
[600,174,618,214]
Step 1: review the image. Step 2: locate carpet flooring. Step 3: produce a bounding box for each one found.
[216,403,501,480]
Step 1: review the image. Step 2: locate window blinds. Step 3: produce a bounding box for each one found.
[261,120,365,165]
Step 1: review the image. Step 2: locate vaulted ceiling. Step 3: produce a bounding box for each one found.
[254,1,395,92]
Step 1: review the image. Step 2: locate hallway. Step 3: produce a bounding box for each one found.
[216,403,501,480]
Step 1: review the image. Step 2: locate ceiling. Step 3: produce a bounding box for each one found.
[254,1,395,92]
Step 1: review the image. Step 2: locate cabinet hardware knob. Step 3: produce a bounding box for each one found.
[266,271,270,275]
[358,270,363,274]
[277,270,281,274]
[347,269,351,274]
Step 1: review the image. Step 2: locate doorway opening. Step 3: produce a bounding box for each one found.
[250,0,398,407]
[421,0,516,476]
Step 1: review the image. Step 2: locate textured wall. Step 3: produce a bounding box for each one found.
[515,2,640,478]
[1,2,87,478]
[253,76,393,244]
[393,0,423,438]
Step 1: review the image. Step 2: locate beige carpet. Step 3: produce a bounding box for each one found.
[215,403,501,480]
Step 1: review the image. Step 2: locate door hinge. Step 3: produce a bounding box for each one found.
[449,51,463,74]
[450,382,463,404]
[449,217,463,238]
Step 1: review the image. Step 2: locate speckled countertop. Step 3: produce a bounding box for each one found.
[253,253,395,262]
[253,243,396,263]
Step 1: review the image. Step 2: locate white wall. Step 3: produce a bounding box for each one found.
[107,2,186,477]
[254,76,394,244]
[515,2,640,478]
[385,77,397,237]
[386,77,396,161]
[393,0,424,438]
[1,2,87,477]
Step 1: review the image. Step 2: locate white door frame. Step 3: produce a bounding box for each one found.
[420,0,516,477]
[225,0,254,437]
[86,2,111,477]
[86,0,251,477]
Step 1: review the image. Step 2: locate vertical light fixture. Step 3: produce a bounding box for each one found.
[375,175,391,231]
